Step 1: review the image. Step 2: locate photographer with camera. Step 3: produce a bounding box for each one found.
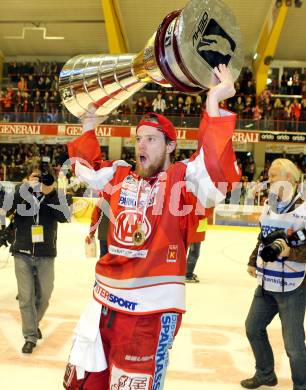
[4,160,72,354]
[241,159,306,390]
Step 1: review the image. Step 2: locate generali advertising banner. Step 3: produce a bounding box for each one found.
[0,123,306,144]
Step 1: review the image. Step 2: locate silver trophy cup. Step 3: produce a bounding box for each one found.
[59,0,243,118]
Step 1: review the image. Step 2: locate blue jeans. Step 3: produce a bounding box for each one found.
[245,285,306,390]
[14,254,55,343]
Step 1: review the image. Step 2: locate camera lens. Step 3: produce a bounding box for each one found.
[39,173,55,186]
[260,243,282,262]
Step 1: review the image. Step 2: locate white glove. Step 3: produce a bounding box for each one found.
[274,238,290,257]
[81,103,108,133]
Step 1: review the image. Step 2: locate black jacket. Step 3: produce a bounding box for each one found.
[7,183,72,258]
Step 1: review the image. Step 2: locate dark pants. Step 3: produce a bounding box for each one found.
[99,240,108,258]
[245,285,306,390]
[186,242,201,277]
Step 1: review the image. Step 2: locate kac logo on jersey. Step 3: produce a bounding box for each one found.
[166,245,178,263]
[192,12,236,69]
[114,210,152,246]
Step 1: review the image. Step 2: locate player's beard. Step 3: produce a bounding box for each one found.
[136,149,166,178]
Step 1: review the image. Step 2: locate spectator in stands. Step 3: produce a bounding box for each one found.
[27,74,36,96]
[262,97,272,129]
[22,92,32,122]
[284,99,293,131]
[37,77,46,92]
[17,76,27,93]
[244,80,256,96]
[53,90,62,122]
[194,95,203,115]
[34,60,43,76]
[3,86,15,122]
[14,91,24,122]
[15,153,23,166]
[272,98,284,130]
[252,102,262,128]
[272,98,283,118]
[233,96,245,118]
[259,87,271,105]
[269,78,279,94]
[135,97,145,115]
[142,96,150,113]
[291,98,301,131]
[33,90,43,122]
[165,94,176,115]
[292,71,301,95]
[120,103,131,117]
[152,92,166,114]
[243,96,254,120]
[183,95,195,116]
[51,75,59,92]
[44,76,52,92]
[287,76,294,95]
[42,91,51,122]
[175,96,185,115]
[234,81,241,95]
[280,70,289,94]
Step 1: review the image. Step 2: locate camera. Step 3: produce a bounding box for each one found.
[38,159,55,186]
[260,228,306,262]
[39,172,55,186]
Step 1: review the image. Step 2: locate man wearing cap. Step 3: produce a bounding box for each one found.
[63,64,241,390]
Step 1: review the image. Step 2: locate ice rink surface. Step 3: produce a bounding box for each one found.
[0,222,295,389]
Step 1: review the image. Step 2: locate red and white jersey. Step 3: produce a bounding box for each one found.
[68,110,240,315]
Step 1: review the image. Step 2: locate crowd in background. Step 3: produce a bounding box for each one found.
[0,61,63,123]
[0,142,68,181]
[1,61,306,130]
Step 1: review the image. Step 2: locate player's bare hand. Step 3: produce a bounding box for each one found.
[81,103,108,131]
[208,64,236,102]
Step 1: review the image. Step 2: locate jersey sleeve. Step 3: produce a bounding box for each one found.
[184,109,241,209]
[67,130,130,191]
